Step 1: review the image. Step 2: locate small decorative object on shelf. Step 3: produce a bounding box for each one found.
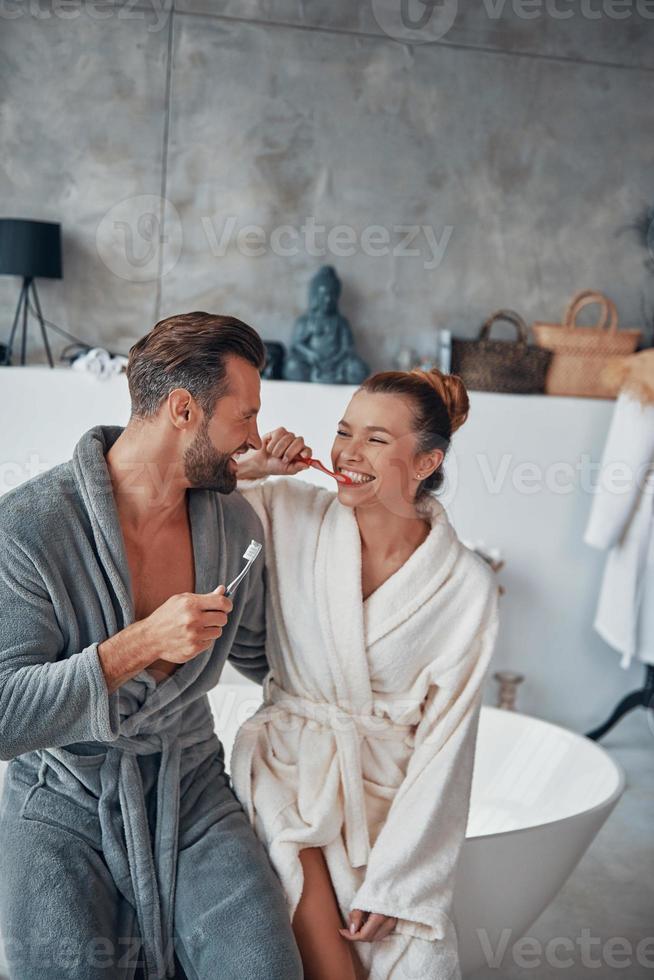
[282,265,370,384]
[451,310,552,394]
[394,345,419,371]
[624,203,654,349]
[493,671,525,711]
[438,328,452,373]
[261,341,285,379]
[600,347,654,406]
[69,347,128,379]
[532,290,642,399]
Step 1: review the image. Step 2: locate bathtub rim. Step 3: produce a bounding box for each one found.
[467,705,627,842]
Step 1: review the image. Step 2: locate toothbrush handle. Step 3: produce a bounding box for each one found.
[305,459,341,480]
[225,562,251,598]
[293,455,349,484]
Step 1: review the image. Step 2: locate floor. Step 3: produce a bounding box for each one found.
[1,711,651,980]
[470,707,654,979]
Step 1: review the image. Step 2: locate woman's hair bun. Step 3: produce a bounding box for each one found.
[410,368,470,433]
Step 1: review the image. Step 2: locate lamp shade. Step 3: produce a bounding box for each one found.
[0,218,62,279]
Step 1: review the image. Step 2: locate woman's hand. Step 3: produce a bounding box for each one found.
[236,427,313,481]
[338,909,397,943]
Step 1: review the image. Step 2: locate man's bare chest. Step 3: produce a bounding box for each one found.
[123,529,195,622]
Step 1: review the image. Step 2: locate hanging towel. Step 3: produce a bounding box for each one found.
[584,352,654,668]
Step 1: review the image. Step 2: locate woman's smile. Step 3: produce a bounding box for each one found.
[337,466,376,485]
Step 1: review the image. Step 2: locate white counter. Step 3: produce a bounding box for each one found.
[0,367,637,733]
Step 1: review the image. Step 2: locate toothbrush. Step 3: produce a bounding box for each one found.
[296,456,354,485]
[225,540,263,597]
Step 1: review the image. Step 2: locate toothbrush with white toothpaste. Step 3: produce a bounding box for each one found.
[224,539,263,598]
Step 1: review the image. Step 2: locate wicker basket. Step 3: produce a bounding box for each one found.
[450,310,552,394]
[532,290,642,399]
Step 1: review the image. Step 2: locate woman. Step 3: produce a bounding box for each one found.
[230,368,501,980]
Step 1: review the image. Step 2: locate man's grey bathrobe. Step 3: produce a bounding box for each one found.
[0,425,301,980]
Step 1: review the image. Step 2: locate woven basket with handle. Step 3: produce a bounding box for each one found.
[532,290,641,399]
[450,310,552,394]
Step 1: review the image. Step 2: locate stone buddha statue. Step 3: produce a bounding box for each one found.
[282,265,370,384]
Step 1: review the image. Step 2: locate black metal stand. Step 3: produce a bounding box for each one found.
[585,663,654,741]
[2,276,54,367]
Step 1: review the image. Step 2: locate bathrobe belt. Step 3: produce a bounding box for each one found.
[238,676,415,870]
[97,730,188,980]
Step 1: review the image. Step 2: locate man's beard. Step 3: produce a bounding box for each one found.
[183,418,237,494]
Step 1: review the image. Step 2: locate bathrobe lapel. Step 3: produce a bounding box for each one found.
[72,425,227,719]
[363,495,459,647]
[72,424,133,635]
[311,495,459,704]
[314,497,373,711]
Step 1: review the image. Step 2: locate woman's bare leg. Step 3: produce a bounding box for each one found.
[292,846,367,980]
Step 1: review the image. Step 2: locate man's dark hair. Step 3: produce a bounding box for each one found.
[126,312,266,418]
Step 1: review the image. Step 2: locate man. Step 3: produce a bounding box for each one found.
[0,313,305,980]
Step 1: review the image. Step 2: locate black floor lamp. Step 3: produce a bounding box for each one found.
[0,218,63,367]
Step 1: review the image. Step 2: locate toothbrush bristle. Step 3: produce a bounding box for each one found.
[243,540,262,561]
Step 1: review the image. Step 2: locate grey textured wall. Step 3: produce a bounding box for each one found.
[1,0,653,367]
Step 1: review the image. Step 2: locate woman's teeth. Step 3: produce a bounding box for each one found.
[339,468,375,485]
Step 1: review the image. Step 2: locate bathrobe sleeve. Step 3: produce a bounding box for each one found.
[0,532,120,761]
[350,572,501,943]
[227,541,270,686]
[237,475,332,527]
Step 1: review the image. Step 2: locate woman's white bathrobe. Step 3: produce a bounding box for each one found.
[230,477,500,980]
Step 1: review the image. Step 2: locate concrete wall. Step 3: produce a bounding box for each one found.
[1,1,653,366]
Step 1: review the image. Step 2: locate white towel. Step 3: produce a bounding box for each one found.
[584,390,654,668]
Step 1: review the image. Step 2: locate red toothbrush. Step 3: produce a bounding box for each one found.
[297,456,353,485]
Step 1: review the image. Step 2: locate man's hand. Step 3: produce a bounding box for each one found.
[143,584,234,665]
[98,585,233,693]
[338,909,397,943]
[237,428,313,481]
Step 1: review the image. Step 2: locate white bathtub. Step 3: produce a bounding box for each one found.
[207,683,626,979]
[0,685,624,979]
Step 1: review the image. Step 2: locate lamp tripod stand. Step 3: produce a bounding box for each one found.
[2,276,54,367]
[0,218,62,367]
[586,664,654,741]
